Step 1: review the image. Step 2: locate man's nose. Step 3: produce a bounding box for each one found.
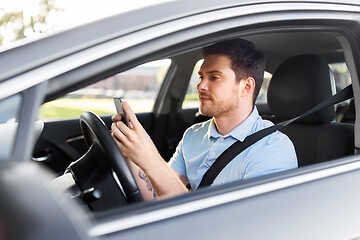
[197,78,208,91]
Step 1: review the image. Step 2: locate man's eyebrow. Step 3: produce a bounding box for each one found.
[198,70,224,75]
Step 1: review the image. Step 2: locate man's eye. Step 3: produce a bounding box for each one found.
[211,76,219,80]
[198,76,203,80]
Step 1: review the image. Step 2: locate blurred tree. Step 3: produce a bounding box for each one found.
[0,0,62,46]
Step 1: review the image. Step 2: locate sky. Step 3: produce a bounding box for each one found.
[0,0,173,46]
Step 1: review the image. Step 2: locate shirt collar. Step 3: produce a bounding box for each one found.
[207,107,260,142]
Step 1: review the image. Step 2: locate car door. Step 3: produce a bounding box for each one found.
[5,1,360,240]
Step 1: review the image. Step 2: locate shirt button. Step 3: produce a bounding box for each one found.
[211,152,215,155]
[220,137,225,141]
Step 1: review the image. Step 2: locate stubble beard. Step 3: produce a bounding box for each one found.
[199,89,239,118]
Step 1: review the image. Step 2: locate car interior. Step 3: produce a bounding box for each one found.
[30,29,356,213]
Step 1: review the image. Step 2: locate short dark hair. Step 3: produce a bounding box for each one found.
[202,39,265,103]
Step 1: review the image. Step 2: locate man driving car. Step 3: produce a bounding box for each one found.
[111,39,298,200]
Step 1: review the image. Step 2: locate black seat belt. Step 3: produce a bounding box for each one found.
[198,84,354,188]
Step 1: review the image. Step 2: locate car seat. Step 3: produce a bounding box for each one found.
[267,54,354,166]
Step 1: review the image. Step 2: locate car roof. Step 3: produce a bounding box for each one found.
[0,0,358,82]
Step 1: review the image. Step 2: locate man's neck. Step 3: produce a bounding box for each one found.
[213,105,254,135]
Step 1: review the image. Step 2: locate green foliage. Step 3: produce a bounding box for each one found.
[0,0,62,45]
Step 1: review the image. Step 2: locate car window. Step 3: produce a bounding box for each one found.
[182,59,203,109]
[182,59,273,108]
[255,72,272,105]
[329,62,352,91]
[0,94,22,160]
[38,59,171,121]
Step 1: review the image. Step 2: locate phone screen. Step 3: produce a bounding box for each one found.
[113,97,130,127]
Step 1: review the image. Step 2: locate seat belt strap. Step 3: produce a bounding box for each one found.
[198,85,353,188]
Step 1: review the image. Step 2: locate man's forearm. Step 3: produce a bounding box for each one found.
[126,160,156,201]
[127,157,188,200]
[143,159,189,198]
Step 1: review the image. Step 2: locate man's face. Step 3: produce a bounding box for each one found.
[197,54,241,118]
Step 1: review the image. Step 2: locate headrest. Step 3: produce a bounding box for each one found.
[267,54,335,123]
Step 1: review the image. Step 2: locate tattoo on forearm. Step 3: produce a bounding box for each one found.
[138,169,156,198]
[139,170,152,191]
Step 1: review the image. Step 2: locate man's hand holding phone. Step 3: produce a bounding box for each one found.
[111,98,162,168]
[111,98,188,200]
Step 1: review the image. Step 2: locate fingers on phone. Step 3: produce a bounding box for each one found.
[121,101,139,125]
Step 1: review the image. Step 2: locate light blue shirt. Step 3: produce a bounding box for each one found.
[168,107,298,190]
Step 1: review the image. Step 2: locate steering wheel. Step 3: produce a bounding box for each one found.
[78,111,142,203]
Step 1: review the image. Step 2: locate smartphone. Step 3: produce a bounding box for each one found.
[113,97,130,127]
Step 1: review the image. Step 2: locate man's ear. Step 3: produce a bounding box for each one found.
[240,77,255,97]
